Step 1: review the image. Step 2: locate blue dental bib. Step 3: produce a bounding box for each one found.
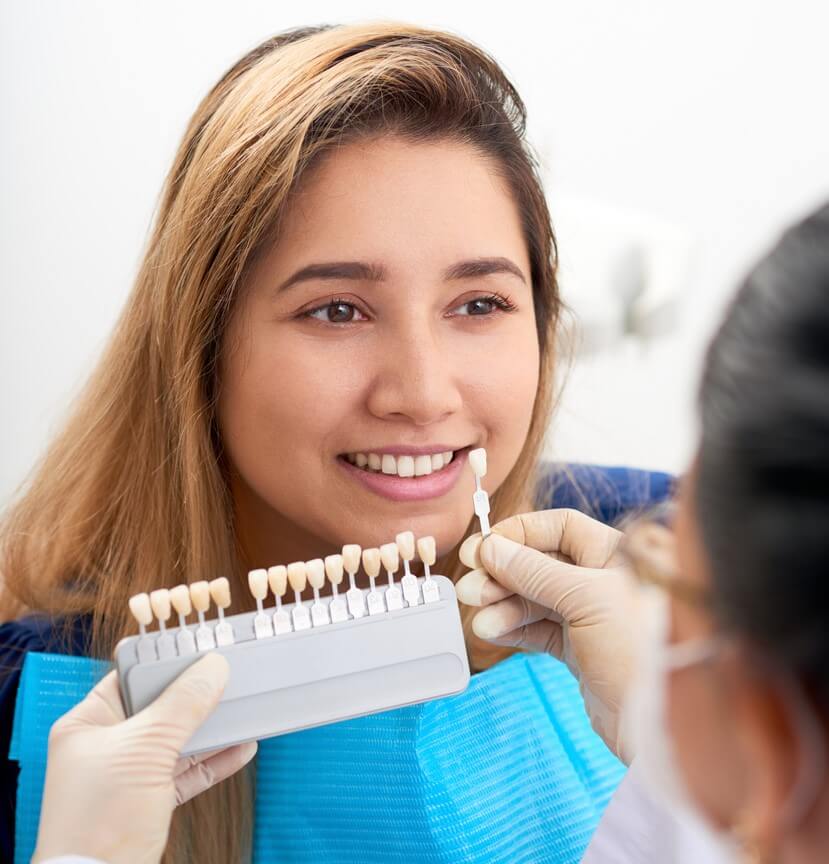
[11,650,624,863]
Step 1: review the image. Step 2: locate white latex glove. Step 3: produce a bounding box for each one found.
[456,508,641,763]
[32,652,257,864]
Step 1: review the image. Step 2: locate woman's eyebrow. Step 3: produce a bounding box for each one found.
[274,256,526,294]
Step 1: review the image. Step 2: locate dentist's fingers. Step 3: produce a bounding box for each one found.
[487,510,622,569]
[471,594,553,640]
[173,740,258,805]
[478,534,606,622]
[455,568,513,606]
[478,619,565,659]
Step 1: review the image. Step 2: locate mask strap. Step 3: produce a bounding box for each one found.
[775,674,827,831]
[663,633,725,670]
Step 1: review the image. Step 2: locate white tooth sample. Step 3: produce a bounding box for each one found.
[189,581,216,651]
[469,447,487,477]
[150,588,172,624]
[170,584,196,654]
[268,565,288,600]
[368,453,382,471]
[248,568,273,639]
[150,588,176,659]
[397,530,421,606]
[209,577,235,646]
[380,542,404,610]
[129,592,153,629]
[342,544,362,585]
[431,453,445,471]
[362,547,385,615]
[129,592,157,662]
[324,554,344,586]
[469,447,491,537]
[414,455,433,476]
[307,558,330,627]
[268,565,292,635]
[417,535,437,567]
[287,562,311,631]
[380,542,400,575]
[395,531,415,562]
[342,543,365,618]
[397,455,415,477]
[381,454,397,475]
[307,558,326,591]
[355,453,368,468]
[325,554,349,623]
[417,536,441,603]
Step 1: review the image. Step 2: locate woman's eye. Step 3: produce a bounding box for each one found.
[450,294,516,317]
[305,301,367,324]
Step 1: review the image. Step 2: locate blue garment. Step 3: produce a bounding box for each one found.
[0,464,672,862]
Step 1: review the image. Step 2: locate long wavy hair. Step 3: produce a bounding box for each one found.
[0,22,561,862]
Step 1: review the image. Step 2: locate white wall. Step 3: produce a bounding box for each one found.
[3,0,829,503]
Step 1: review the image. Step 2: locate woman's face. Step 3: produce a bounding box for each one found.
[218,136,540,566]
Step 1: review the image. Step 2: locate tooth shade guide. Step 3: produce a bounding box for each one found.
[209,577,235,647]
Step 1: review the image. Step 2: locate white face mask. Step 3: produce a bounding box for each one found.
[621,589,826,860]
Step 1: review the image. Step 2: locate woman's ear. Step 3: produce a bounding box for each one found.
[729,654,802,854]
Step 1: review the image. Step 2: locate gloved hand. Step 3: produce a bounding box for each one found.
[32,652,257,864]
[456,509,641,764]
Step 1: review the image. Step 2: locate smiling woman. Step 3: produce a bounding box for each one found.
[220,136,541,564]
[0,20,561,864]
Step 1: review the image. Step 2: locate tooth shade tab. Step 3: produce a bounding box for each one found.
[362,548,382,579]
[324,554,344,586]
[129,593,153,628]
[287,562,308,593]
[395,531,415,560]
[150,589,172,624]
[268,565,288,597]
[306,558,326,590]
[189,581,211,613]
[417,536,437,567]
[380,542,400,574]
[170,584,192,617]
[342,544,361,575]
[209,577,232,610]
[248,568,269,601]
[469,448,487,478]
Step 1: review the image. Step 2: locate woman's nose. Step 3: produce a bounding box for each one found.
[365,327,464,426]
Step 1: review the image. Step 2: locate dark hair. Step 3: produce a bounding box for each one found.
[696,202,829,703]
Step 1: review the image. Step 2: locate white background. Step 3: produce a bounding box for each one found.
[2,0,829,504]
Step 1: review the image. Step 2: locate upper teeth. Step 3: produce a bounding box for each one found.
[345,451,455,477]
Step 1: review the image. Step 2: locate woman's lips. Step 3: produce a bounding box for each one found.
[338,448,469,502]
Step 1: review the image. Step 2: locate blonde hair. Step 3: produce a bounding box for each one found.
[0,22,560,862]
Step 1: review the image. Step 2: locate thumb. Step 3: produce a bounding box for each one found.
[130,652,229,752]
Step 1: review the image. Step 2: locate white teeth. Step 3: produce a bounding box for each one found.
[346,450,457,477]
[414,455,433,476]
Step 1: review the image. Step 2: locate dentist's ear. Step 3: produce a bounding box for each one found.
[728,655,828,856]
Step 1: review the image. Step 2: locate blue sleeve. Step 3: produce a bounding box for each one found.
[537,463,675,526]
[0,616,90,863]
